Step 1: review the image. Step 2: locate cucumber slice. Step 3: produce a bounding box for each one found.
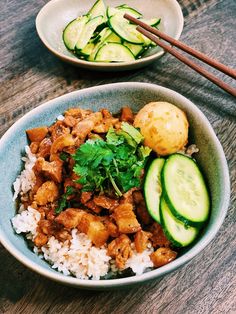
[91,27,111,43]
[75,15,104,51]
[95,43,135,62]
[124,42,144,57]
[87,0,107,22]
[131,19,160,46]
[107,8,156,46]
[117,4,127,7]
[136,31,152,46]
[106,32,122,43]
[136,18,161,27]
[162,154,210,226]
[88,27,112,61]
[144,158,165,223]
[107,6,142,19]
[108,14,144,44]
[116,5,142,18]
[95,22,107,33]
[63,16,88,50]
[160,197,199,247]
[106,7,118,19]
[77,42,95,58]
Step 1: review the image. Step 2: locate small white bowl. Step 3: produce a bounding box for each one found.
[36,0,184,71]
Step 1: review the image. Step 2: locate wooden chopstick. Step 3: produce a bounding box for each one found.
[124,14,236,97]
[136,26,236,97]
[125,14,236,79]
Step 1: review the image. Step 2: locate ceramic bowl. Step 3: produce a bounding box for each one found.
[0,83,230,289]
[35,0,184,71]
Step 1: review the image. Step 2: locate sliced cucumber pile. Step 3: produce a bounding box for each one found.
[62,0,161,62]
[144,153,210,247]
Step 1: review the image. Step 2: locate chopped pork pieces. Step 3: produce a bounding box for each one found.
[23,107,177,270]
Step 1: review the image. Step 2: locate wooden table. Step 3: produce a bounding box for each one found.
[0,0,235,313]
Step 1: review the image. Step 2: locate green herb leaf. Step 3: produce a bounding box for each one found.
[117,130,137,148]
[121,122,144,144]
[73,139,114,167]
[60,152,69,161]
[138,145,152,159]
[55,186,75,214]
[106,127,124,146]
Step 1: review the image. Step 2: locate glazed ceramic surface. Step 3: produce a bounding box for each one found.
[35,0,184,71]
[0,83,230,289]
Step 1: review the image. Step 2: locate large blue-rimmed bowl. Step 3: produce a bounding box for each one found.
[0,83,230,289]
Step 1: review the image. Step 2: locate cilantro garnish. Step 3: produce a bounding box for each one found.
[72,126,151,196]
[55,186,75,214]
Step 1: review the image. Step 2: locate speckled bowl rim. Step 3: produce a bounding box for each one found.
[0,83,230,289]
[35,0,184,69]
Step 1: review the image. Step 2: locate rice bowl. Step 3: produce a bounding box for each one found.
[0,83,230,289]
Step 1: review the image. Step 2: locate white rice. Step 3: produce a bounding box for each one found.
[12,145,156,280]
[186,144,199,156]
[11,205,154,279]
[56,114,65,121]
[13,146,36,201]
[40,232,154,279]
[178,144,199,157]
[11,206,40,240]
[41,229,111,280]
[125,243,154,275]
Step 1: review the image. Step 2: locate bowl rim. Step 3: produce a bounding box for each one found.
[35,0,184,69]
[0,82,230,288]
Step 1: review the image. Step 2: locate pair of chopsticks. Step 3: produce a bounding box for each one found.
[124,14,236,97]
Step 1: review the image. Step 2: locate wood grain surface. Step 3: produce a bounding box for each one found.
[0,0,236,313]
